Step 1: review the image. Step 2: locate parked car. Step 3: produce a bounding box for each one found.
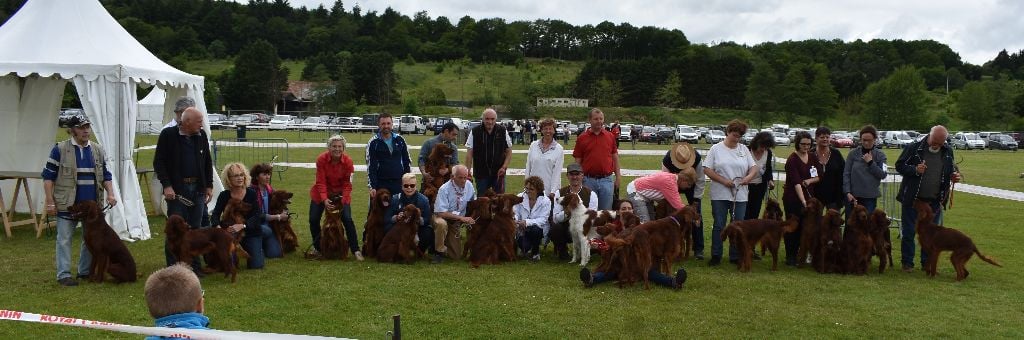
[952,132,986,150]
[207,113,229,130]
[268,115,295,130]
[986,134,1019,151]
[978,131,1000,141]
[656,127,676,144]
[882,131,914,149]
[298,116,327,131]
[618,124,634,141]
[433,117,467,134]
[676,126,700,144]
[639,126,659,143]
[829,133,854,148]
[361,113,381,127]
[705,130,725,144]
[773,132,791,147]
[740,131,757,145]
[697,127,709,139]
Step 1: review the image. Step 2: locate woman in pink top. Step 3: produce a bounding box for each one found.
[625,167,696,223]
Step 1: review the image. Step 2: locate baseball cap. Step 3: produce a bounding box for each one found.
[567,163,583,174]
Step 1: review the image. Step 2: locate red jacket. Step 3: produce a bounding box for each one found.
[309,151,354,205]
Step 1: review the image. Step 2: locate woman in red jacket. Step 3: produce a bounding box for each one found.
[307,135,362,260]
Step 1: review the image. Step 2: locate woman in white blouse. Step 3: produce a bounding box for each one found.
[524,118,564,200]
[514,176,551,262]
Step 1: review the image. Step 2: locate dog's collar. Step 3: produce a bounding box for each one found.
[668,215,681,226]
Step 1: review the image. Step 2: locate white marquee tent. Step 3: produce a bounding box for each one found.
[0,0,222,240]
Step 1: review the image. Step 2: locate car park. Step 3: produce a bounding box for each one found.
[986,134,1018,151]
[298,116,327,131]
[399,115,426,134]
[208,113,230,130]
[676,126,700,143]
[705,130,725,144]
[882,130,913,149]
[639,126,659,143]
[618,124,634,141]
[268,115,295,130]
[740,131,757,145]
[829,133,854,148]
[656,127,676,144]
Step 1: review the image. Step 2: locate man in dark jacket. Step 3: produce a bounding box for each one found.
[153,107,213,269]
[895,125,961,273]
[465,108,512,196]
[366,113,412,198]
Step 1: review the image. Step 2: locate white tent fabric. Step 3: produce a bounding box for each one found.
[137,87,165,134]
[0,0,223,240]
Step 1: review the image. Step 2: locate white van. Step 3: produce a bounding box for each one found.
[399,115,426,134]
[882,130,914,149]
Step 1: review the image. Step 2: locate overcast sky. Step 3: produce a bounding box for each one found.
[287,0,1023,65]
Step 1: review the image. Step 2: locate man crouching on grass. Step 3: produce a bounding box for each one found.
[145,263,210,339]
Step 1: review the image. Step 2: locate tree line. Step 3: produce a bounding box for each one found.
[2,0,1022,129]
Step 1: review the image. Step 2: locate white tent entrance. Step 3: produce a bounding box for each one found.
[0,0,222,240]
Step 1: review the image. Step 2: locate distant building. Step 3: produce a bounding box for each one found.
[536,97,589,108]
[278,80,315,113]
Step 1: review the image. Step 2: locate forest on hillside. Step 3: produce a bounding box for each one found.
[3,0,1024,129]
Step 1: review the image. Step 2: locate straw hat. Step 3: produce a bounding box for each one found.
[669,142,696,169]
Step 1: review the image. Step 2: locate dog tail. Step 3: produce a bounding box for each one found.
[974,247,1003,267]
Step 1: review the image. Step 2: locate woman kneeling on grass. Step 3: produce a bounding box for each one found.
[211,162,287,269]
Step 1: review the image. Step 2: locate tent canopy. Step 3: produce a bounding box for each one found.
[0,0,216,240]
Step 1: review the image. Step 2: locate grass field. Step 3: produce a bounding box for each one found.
[3,131,1022,338]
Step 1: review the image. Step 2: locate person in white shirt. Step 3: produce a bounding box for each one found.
[513,176,551,262]
[702,120,759,266]
[524,118,564,200]
[431,165,476,263]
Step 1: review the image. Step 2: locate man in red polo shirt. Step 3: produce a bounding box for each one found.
[572,108,620,210]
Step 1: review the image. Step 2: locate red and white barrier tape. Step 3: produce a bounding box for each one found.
[0,309,349,339]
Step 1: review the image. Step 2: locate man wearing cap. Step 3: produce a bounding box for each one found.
[154,108,214,271]
[550,163,599,260]
[573,108,620,210]
[661,142,708,259]
[42,114,118,286]
[163,96,196,130]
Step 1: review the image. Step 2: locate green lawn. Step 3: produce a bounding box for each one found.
[10,131,1021,338]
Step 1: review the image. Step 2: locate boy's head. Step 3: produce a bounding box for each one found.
[145,263,204,318]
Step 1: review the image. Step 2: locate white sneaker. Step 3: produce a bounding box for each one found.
[355,251,365,261]
[530,254,541,262]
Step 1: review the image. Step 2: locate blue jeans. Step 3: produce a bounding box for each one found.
[901,199,941,268]
[593,267,674,288]
[711,200,747,260]
[55,216,92,280]
[474,176,505,196]
[584,175,615,210]
[165,184,206,272]
[242,224,283,269]
[309,201,360,253]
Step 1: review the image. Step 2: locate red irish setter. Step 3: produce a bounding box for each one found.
[468,194,521,267]
[869,209,894,273]
[464,196,492,261]
[320,194,348,260]
[377,204,424,264]
[602,225,654,289]
[816,208,845,274]
[913,200,1001,281]
[637,205,698,275]
[842,204,875,275]
[164,215,239,282]
[221,198,252,262]
[68,201,137,283]
[797,198,824,268]
[422,143,454,206]
[720,201,798,272]
[268,190,299,254]
[361,189,391,258]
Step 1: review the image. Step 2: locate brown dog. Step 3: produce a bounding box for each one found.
[361,189,391,258]
[268,190,299,254]
[464,196,493,261]
[68,201,137,283]
[468,194,521,267]
[164,215,239,282]
[320,194,349,260]
[869,209,894,273]
[721,211,798,272]
[637,205,697,275]
[377,204,425,263]
[843,205,876,275]
[797,198,824,268]
[603,225,654,289]
[816,208,845,274]
[913,200,1001,281]
[423,143,454,205]
[220,198,252,262]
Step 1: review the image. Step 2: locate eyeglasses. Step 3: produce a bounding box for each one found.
[799,142,812,146]
[402,184,416,189]
[229,173,245,178]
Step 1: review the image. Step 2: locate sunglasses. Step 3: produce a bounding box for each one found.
[402,184,416,189]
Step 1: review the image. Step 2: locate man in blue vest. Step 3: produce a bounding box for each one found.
[42,114,117,286]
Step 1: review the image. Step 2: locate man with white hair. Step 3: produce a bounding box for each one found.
[465,108,512,196]
[431,165,476,263]
[162,96,196,129]
[154,107,214,273]
[895,125,962,273]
